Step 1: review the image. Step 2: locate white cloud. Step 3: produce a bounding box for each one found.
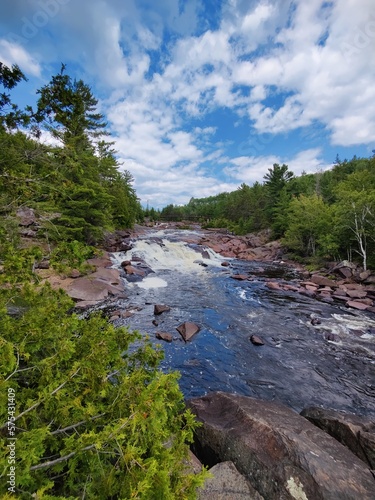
[0,39,41,76]
[223,148,329,185]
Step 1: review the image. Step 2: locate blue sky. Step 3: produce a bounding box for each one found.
[0,0,374,208]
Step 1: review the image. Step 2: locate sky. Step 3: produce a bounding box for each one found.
[0,0,374,209]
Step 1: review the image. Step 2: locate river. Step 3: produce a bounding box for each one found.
[109,227,375,418]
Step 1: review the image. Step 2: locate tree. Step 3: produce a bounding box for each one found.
[35,65,107,151]
[263,163,294,197]
[0,62,29,129]
[335,170,375,270]
[283,194,337,258]
[0,253,208,498]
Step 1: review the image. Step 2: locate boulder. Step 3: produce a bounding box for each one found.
[231,274,248,281]
[176,322,200,342]
[266,282,282,291]
[346,300,369,310]
[347,289,367,299]
[198,461,263,500]
[311,274,336,287]
[154,304,171,315]
[155,332,173,342]
[250,335,265,346]
[300,406,375,470]
[187,392,375,500]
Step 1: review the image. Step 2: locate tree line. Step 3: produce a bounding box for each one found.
[157,158,375,269]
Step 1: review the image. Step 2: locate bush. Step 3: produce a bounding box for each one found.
[0,279,208,498]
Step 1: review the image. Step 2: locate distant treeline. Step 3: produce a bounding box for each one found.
[0,62,142,246]
[152,157,375,269]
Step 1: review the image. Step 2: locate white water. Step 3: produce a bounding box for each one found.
[113,238,225,274]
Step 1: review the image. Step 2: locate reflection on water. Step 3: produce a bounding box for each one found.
[109,229,375,417]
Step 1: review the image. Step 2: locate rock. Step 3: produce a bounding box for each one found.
[16,206,36,226]
[311,318,321,326]
[123,265,145,276]
[221,261,230,267]
[154,304,171,315]
[155,331,173,342]
[311,274,336,287]
[37,260,50,270]
[337,267,353,279]
[347,289,367,299]
[87,254,113,269]
[120,260,132,268]
[324,332,339,342]
[69,269,81,278]
[346,300,369,310]
[152,319,159,326]
[360,270,372,281]
[66,276,124,302]
[250,335,265,346]
[188,392,375,500]
[300,406,375,469]
[198,461,263,500]
[230,274,248,281]
[176,322,200,342]
[265,282,282,291]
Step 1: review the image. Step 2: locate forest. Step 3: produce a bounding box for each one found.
[156,156,375,270]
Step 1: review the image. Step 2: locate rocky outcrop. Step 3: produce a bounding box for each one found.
[300,406,375,470]
[36,251,126,308]
[188,392,375,500]
[197,229,282,262]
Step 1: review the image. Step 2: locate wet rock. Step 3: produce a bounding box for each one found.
[188,392,375,500]
[123,265,145,276]
[154,304,171,315]
[300,406,375,470]
[311,317,321,326]
[121,260,132,268]
[177,321,200,342]
[324,332,339,342]
[221,261,230,267]
[230,274,248,281]
[152,319,159,326]
[265,281,282,290]
[155,331,173,342]
[198,461,263,500]
[250,335,265,346]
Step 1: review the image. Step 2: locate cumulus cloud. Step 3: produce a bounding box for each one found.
[0,0,374,207]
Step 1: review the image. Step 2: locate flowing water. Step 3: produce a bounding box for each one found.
[109,228,375,417]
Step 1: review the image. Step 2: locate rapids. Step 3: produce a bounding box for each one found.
[110,228,375,417]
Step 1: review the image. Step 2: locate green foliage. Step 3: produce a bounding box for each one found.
[0,62,29,129]
[283,194,336,258]
[0,61,142,246]
[50,240,96,274]
[162,154,375,269]
[0,263,208,498]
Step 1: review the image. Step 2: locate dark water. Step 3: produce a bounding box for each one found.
[108,229,375,417]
